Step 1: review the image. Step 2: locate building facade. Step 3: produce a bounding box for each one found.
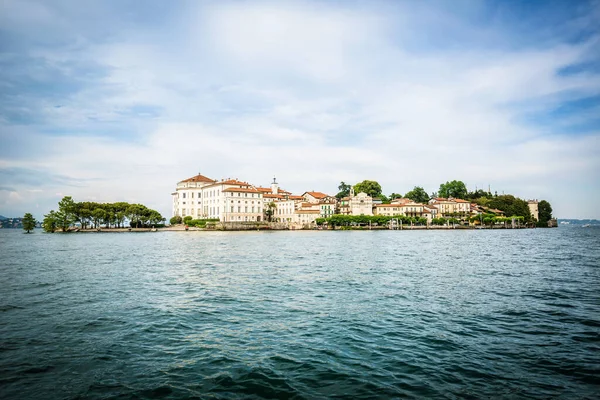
[172,174,264,222]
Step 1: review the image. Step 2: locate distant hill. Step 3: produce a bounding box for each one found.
[0,215,6,220]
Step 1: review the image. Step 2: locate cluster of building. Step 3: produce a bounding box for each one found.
[171,173,540,228]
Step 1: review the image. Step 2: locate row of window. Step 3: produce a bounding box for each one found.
[181,190,262,199]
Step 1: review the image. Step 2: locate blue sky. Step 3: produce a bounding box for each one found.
[0,0,599,219]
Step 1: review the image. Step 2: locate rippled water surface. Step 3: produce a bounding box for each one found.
[1,227,599,399]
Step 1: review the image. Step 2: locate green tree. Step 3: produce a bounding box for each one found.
[378,194,390,203]
[404,186,429,203]
[265,202,277,222]
[91,208,106,229]
[353,180,382,198]
[487,195,532,222]
[466,189,492,200]
[389,192,403,201]
[56,196,76,231]
[170,216,182,225]
[336,181,352,199]
[183,216,193,225]
[42,211,58,233]
[115,211,126,228]
[148,210,164,226]
[438,180,468,199]
[538,200,553,224]
[22,213,36,233]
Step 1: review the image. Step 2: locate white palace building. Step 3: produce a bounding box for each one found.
[172,173,271,222]
[172,172,436,226]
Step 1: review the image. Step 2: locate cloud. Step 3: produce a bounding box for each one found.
[0,0,599,219]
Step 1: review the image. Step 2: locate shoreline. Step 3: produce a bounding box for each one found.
[35,224,549,233]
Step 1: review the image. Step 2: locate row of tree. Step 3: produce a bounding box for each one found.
[42,196,165,232]
[335,180,467,202]
[334,180,553,224]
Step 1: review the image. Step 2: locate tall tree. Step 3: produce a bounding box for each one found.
[404,186,429,203]
[91,208,105,229]
[336,181,352,199]
[265,202,277,222]
[353,180,382,198]
[42,211,58,233]
[438,180,468,199]
[57,196,76,231]
[538,200,553,224]
[22,213,36,233]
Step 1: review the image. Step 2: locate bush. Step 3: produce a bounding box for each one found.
[183,216,193,225]
[189,218,220,228]
[170,216,182,225]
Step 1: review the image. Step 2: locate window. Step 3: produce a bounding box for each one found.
[191,192,194,198]
[183,193,186,198]
[238,206,241,212]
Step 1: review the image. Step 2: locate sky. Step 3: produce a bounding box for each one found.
[0,0,599,220]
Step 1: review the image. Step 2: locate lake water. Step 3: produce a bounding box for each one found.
[0,227,599,399]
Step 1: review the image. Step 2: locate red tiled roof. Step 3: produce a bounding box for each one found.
[263,194,285,199]
[296,209,320,214]
[180,174,216,183]
[222,187,260,193]
[221,179,251,186]
[303,191,330,199]
[289,195,304,200]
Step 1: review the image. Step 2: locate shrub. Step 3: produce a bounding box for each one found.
[169,216,182,225]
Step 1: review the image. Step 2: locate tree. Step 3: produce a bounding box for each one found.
[265,202,276,222]
[466,189,492,200]
[170,216,182,225]
[336,181,352,199]
[148,210,164,226]
[115,211,126,228]
[91,208,105,228]
[22,213,36,233]
[353,180,382,198]
[389,193,403,201]
[183,216,193,225]
[538,200,553,224]
[42,211,58,233]
[438,181,468,199]
[404,186,429,203]
[378,194,390,203]
[56,196,76,231]
[486,195,532,222]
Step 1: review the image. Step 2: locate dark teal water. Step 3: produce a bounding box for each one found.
[0,228,599,399]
